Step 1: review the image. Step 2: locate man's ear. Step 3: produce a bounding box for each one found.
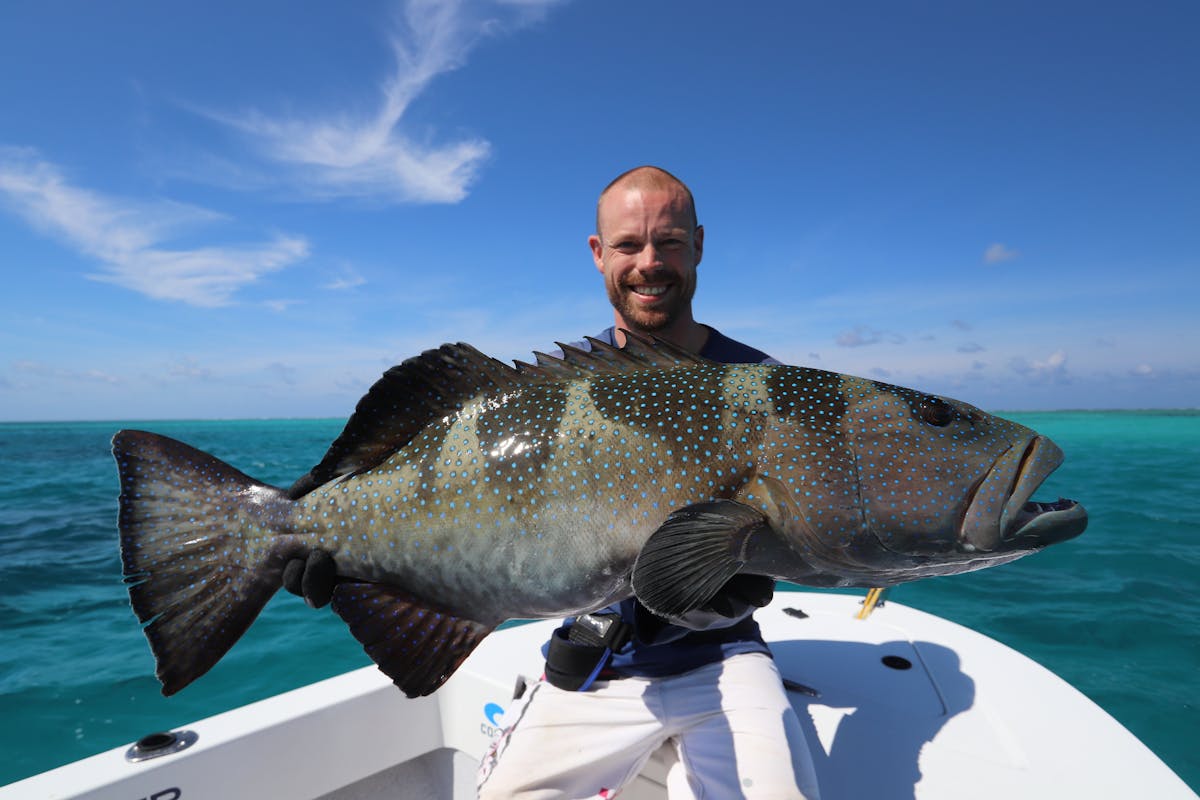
[589,234,604,274]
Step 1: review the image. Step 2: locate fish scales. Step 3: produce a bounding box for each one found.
[112,333,1087,697]
[304,362,783,618]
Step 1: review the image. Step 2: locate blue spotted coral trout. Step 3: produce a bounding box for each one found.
[113,334,1087,697]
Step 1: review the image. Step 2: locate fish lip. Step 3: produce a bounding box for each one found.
[1003,497,1089,547]
[957,436,1087,552]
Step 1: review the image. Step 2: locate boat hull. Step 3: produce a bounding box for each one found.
[3,592,1194,800]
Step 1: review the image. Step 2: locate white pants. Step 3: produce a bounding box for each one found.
[477,652,820,799]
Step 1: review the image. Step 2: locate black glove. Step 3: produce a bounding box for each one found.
[700,574,775,618]
[640,574,776,635]
[281,549,338,609]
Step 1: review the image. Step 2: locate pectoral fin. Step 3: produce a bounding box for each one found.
[332,582,494,697]
[631,500,770,621]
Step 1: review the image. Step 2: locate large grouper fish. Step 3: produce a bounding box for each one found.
[113,334,1087,698]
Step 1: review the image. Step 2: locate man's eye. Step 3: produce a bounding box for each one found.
[612,242,640,254]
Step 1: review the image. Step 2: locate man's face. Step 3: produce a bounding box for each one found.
[589,187,703,334]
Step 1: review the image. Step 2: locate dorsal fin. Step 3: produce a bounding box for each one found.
[288,343,521,497]
[290,332,712,497]
[513,329,710,380]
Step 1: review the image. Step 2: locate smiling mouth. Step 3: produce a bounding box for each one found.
[630,285,669,297]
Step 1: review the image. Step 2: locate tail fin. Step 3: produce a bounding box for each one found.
[113,430,295,695]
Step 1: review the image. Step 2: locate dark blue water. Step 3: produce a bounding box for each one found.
[1,413,1197,790]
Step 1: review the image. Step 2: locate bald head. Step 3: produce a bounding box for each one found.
[596,166,698,238]
[589,165,706,350]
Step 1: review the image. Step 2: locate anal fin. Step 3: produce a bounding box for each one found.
[332,582,494,697]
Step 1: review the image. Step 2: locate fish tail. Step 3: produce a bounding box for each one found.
[113,429,298,695]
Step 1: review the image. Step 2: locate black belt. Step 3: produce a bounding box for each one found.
[544,612,632,691]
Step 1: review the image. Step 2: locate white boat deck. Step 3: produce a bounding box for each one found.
[4,592,1195,799]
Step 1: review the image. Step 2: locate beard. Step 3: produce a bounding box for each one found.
[606,272,696,333]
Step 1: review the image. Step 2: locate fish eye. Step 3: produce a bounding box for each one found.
[919,397,954,427]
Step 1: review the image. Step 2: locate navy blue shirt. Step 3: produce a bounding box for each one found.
[551,325,779,678]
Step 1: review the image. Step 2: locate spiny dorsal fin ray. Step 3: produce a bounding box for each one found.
[608,329,708,366]
[514,329,710,381]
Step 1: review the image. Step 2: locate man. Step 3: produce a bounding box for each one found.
[474,166,820,799]
[285,166,820,799]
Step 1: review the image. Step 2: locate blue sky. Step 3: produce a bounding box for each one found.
[1,0,1196,421]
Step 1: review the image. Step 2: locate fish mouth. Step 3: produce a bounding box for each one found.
[958,436,1088,553]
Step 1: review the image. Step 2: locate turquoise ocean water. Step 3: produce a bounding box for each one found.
[1,412,1197,790]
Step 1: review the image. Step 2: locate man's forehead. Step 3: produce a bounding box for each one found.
[605,184,688,209]
[599,187,693,231]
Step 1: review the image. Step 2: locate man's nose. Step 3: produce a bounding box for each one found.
[636,243,662,267]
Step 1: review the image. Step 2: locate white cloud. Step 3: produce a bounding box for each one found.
[1034,350,1067,372]
[203,0,560,204]
[984,242,1020,264]
[89,238,310,307]
[0,149,309,306]
[1010,349,1069,382]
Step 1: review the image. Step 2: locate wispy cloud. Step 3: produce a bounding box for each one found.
[167,357,214,381]
[202,0,561,204]
[8,359,122,387]
[264,298,304,313]
[836,326,882,348]
[323,266,367,290]
[0,148,309,306]
[835,325,905,348]
[984,242,1020,264]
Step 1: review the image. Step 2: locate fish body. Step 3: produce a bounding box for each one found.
[114,335,1086,697]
